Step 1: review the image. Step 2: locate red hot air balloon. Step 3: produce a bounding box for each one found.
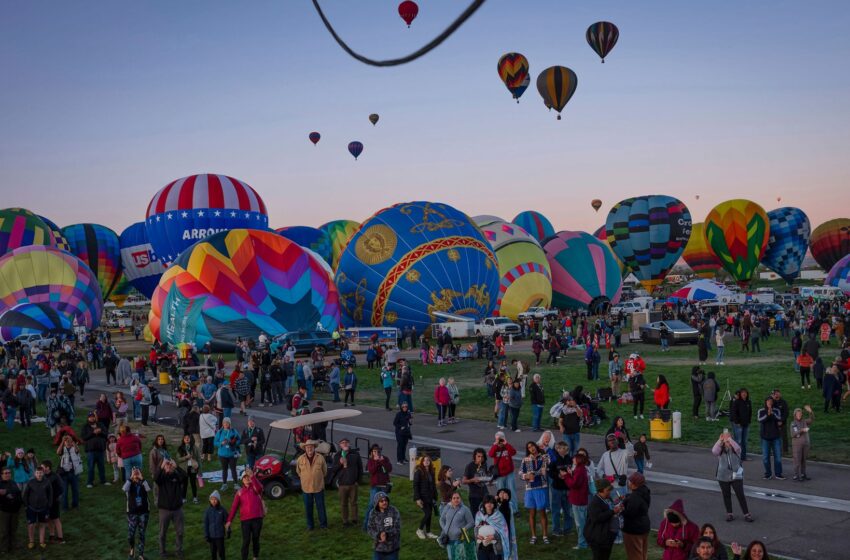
[309,132,321,146]
[398,1,418,28]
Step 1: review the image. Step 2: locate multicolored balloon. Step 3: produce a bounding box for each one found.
[148,229,340,350]
[398,0,418,27]
[61,223,123,300]
[119,222,166,299]
[369,114,380,126]
[605,196,692,292]
[145,173,269,264]
[0,302,75,342]
[536,66,577,120]
[38,215,70,252]
[348,141,364,160]
[593,226,626,276]
[497,53,530,102]
[474,217,552,320]
[512,211,555,243]
[762,207,811,283]
[309,132,321,145]
[810,218,850,272]
[276,226,333,265]
[682,222,722,279]
[0,245,103,339]
[319,219,360,271]
[0,208,55,256]
[543,231,622,313]
[825,254,850,296]
[335,202,499,330]
[704,199,770,286]
[586,21,619,63]
[108,274,132,308]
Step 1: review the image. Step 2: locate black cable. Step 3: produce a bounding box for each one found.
[312,0,487,67]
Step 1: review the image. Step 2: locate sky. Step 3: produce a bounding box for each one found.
[2,0,849,235]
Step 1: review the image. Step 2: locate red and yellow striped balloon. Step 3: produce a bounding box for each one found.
[682,222,722,279]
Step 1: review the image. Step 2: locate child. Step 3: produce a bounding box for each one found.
[106,434,121,483]
[204,490,228,560]
[633,434,650,474]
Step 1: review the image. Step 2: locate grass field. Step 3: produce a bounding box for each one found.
[348,334,850,464]
[0,413,669,559]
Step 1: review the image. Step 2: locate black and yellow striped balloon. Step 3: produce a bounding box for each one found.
[536,66,577,120]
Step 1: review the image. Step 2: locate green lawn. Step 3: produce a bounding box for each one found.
[0,413,667,559]
[349,334,850,463]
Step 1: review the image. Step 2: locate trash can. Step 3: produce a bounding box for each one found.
[416,446,442,477]
[649,409,672,441]
[159,371,171,385]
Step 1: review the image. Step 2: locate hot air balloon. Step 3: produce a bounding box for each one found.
[319,219,361,271]
[586,21,619,63]
[398,0,418,27]
[497,53,530,103]
[0,303,75,342]
[334,202,499,330]
[108,274,131,308]
[543,231,622,313]
[591,199,603,212]
[605,196,692,292]
[276,226,333,265]
[369,114,380,126]
[777,197,782,203]
[148,229,340,350]
[512,211,555,243]
[348,141,364,160]
[38,215,70,252]
[825,254,850,296]
[61,223,123,300]
[0,208,55,256]
[0,245,103,339]
[704,199,770,286]
[474,217,552,320]
[145,174,269,264]
[695,195,700,200]
[309,132,321,145]
[593,226,626,276]
[536,66,578,120]
[119,222,166,299]
[682,222,722,279]
[810,218,850,272]
[762,207,811,283]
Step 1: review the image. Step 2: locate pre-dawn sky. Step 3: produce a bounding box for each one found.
[1,1,848,234]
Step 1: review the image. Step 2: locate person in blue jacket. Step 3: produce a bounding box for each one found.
[214,418,241,491]
[343,367,357,407]
[203,490,228,560]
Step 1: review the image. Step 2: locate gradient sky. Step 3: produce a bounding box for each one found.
[2,1,849,236]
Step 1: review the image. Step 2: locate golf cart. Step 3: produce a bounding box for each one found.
[254,408,370,499]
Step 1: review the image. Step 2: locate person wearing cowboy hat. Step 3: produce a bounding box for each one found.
[295,440,327,530]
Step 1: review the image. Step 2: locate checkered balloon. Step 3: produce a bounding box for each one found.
[762,207,811,283]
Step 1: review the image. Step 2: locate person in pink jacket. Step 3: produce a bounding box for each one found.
[226,468,266,560]
[434,378,451,427]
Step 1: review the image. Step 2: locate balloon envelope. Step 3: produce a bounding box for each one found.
[762,207,811,283]
[319,220,361,271]
[497,53,530,101]
[334,201,499,330]
[825,254,850,296]
[592,226,626,277]
[0,245,103,337]
[536,66,577,119]
[119,222,166,299]
[148,229,340,351]
[276,226,333,265]
[0,302,75,342]
[348,141,364,160]
[61,223,123,300]
[145,173,269,264]
[810,218,850,272]
[591,199,602,212]
[474,217,552,320]
[0,208,55,256]
[586,21,619,62]
[704,199,770,286]
[398,0,418,26]
[38,215,70,252]
[309,132,321,145]
[369,114,379,126]
[682,222,722,279]
[543,231,622,313]
[605,195,692,292]
[512,211,555,243]
[670,279,733,302]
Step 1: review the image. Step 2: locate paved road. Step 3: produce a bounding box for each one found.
[86,376,849,560]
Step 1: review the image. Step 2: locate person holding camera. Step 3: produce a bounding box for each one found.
[487,432,517,514]
[712,430,752,522]
[241,417,265,470]
[364,444,393,531]
[155,458,187,558]
[584,478,623,560]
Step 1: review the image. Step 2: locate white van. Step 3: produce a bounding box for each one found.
[799,286,844,301]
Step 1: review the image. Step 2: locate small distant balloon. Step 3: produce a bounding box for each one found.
[777,196,782,203]
[586,21,619,63]
[591,199,603,212]
[309,132,321,146]
[369,113,379,126]
[398,0,418,27]
[497,52,530,103]
[695,195,700,200]
[537,66,578,120]
[348,141,364,160]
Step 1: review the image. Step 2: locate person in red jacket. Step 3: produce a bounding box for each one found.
[434,378,451,427]
[654,375,670,410]
[226,468,266,560]
[488,431,517,514]
[657,499,699,560]
[562,452,590,550]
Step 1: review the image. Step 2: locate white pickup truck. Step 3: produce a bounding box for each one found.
[516,307,559,321]
[15,333,56,350]
[475,317,522,337]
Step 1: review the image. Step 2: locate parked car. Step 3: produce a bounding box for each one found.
[610,301,644,316]
[639,320,699,345]
[742,303,785,317]
[475,317,521,337]
[270,330,338,355]
[517,307,559,321]
[15,333,56,350]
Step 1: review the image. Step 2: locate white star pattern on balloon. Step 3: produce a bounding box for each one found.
[167,213,173,219]
[214,210,221,217]
[230,211,237,217]
[198,210,205,217]
[182,211,189,218]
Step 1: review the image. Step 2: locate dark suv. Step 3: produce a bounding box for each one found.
[270,330,337,355]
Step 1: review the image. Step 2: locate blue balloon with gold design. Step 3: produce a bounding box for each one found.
[334,202,499,330]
